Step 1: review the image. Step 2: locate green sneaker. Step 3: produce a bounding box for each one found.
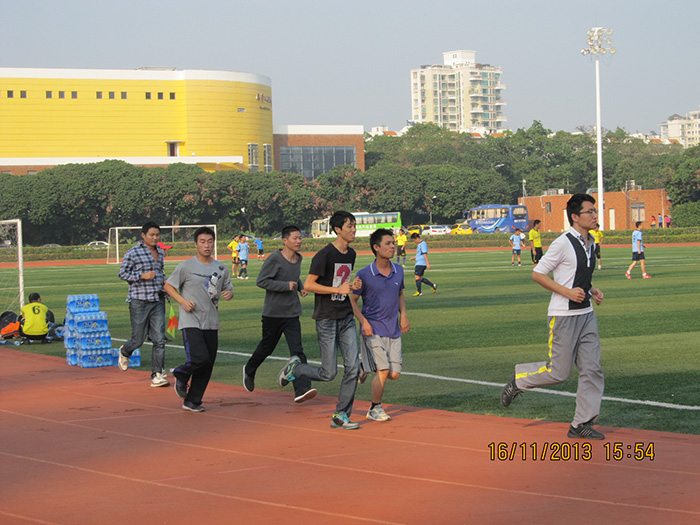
[330,413,360,430]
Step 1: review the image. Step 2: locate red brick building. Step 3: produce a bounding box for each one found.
[519,188,670,232]
[273,125,365,179]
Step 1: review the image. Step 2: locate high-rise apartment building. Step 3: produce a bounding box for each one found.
[659,107,700,148]
[410,50,506,134]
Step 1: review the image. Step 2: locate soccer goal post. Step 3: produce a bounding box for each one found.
[0,219,25,311]
[107,224,218,264]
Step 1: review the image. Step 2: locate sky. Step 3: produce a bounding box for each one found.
[1,0,698,135]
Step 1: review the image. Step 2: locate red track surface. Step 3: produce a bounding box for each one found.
[1,349,699,524]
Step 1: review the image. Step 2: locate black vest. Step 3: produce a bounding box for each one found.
[565,233,596,310]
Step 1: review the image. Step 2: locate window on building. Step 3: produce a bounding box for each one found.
[46,91,52,99]
[20,91,26,98]
[248,143,259,172]
[121,92,127,99]
[157,92,164,100]
[279,146,356,180]
[631,202,646,222]
[263,144,273,173]
[27,170,37,175]
[59,91,65,99]
[167,142,179,157]
[109,91,115,99]
[145,92,151,100]
[7,90,13,98]
[72,91,78,99]
[170,92,175,100]
[96,91,102,99]
[546,202,552,214]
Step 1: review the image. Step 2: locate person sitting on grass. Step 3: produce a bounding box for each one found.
[19,293,55,344]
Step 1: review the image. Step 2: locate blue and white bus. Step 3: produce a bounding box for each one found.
[463,205,529,234]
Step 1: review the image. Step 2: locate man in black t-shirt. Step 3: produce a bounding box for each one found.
[278,211,362,430]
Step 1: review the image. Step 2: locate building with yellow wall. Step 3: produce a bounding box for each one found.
[0,67,273,173]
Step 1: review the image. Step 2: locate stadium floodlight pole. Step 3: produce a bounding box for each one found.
[581,27,615,231]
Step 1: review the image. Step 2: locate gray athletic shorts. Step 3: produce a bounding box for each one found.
[360,334,402,373]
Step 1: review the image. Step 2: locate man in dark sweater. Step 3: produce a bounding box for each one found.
[242,225,317,403]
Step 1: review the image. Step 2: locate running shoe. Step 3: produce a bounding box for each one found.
[243,365,255,392]
[500,375,523,408]
[330,413,360,430]
[117,346,129,371]
[294,388,317,403]
[278,355,300,387]
[150,372,170,388]
[366,404,392,421]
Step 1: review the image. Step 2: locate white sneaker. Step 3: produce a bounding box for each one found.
[366,404,392,421]
[117,346,129,371]
[150,372,170,388]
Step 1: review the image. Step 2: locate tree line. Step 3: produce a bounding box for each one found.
[2,121,699,245]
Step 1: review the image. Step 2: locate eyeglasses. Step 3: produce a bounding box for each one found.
[578,209,598,215]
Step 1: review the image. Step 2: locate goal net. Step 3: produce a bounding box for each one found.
[0,219,25,312]
[107,224,218,264]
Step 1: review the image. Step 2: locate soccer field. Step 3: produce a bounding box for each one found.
[8,244,700,435]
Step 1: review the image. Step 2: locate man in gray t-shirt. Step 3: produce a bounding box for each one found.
[243,226,316,403]
[164,227,233,412]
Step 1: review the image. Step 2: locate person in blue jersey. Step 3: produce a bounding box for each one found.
[351,228,410,422]
[625,222,651,279]
[408,233,436,297]
[509,228,525,266]
[501,194,606,440]
[236,234,250,280]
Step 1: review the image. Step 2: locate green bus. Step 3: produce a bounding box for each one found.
[311,211,402,238]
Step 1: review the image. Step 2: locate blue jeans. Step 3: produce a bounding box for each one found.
[293,314,359,416]
[121,298,166,377]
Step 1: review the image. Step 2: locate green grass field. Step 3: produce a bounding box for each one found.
[5,244,700,435]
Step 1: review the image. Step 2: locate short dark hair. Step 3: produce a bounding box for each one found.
[142,221,160,234]
[636,221,643,228]
[515,228,521,233]
[194,226,215,242]
[329,211,356,235]
[281,225,301,239]
[566,193,596,226]
[369,228,393,256]
[28,292,41,303]
[533,219,541,227]
[410,232,421,240]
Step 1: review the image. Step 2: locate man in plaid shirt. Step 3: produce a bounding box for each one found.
[118,221,170,388]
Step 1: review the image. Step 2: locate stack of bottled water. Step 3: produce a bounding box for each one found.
[64,294,116,368]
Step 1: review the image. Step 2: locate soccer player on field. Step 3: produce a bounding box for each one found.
[529,219,543,266]
[350,228,410,422]
[501,194,606,440]
[409,233,436,296]
[395,228,407,266]
[591,223,604,270]
[625,222,651,279]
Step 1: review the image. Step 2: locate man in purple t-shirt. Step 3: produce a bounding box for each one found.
[351,228,410,422]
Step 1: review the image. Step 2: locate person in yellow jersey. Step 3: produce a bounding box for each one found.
[591,223,604,270]
[528,220,543,267]
[395,228,408,266]
[20,293,54,343]
[227,234,240,276]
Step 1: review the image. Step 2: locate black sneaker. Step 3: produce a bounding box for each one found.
[175,377,188,399]
[500,375,523,407]
[278,356,300,387]
[182,401,205,413]
[567,423,605,440]
[294,388,317,403]
[243,365,255,392]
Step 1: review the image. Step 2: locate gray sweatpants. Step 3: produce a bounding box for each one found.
[515,311,604,428]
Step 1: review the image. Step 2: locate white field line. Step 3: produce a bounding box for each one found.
[111,338,700,412]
